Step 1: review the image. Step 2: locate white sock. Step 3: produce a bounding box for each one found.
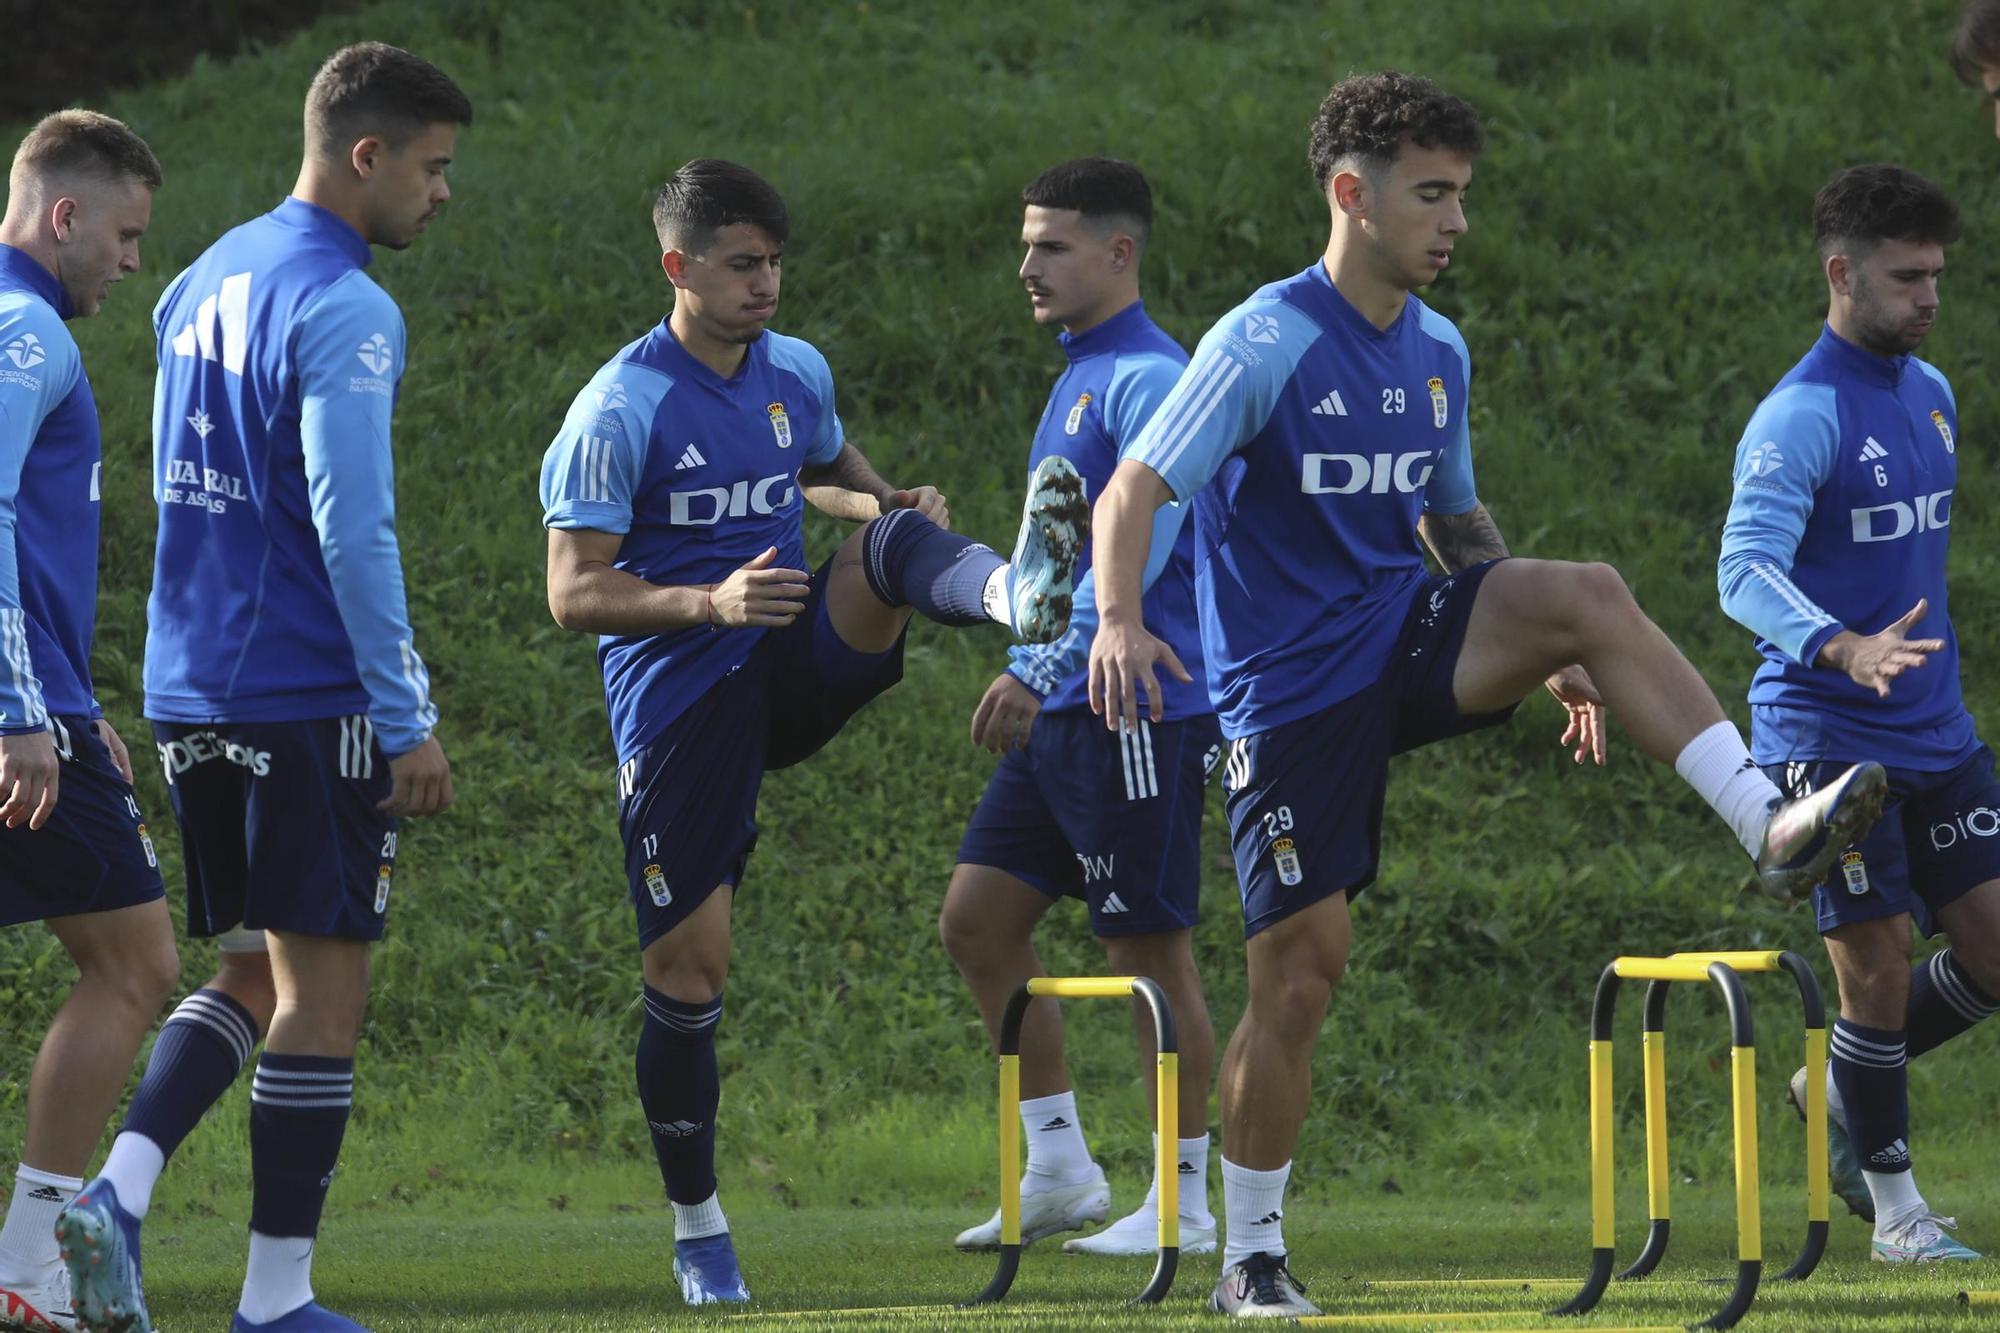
[1866,1170,1926,1236]
[1824,1062,1846,1122]
[673,1190,728,1241]
[1139,1133,1212,1220]
[236,1231,314,1324]
[96,1132,167,1220]
[0,1165,79,1279]
[1020,1091,1093,1187]
[1673,721,1780,857]
[1221,1157,1290,1267]
[980,566,1012,627]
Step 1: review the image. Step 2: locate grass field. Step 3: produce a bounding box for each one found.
[6,0,2000,1326]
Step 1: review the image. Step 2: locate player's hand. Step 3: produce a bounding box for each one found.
[1088,614,1191,732]
[0,729,59,830]
[708,547,811,628]
[380,735,454,817]
[95,718,135,785]
[970,673,1043,754]
[1545,665,1606,766]
[1820,600,1946,699]
[882,486,949,530]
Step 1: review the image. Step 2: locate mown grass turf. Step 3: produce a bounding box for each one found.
[4,0,2000,1327]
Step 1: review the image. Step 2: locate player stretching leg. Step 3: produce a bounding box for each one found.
[540,160,1086,1308]
[59,45,470,1333]
[0,113,172,1333]
[1723,164,1990,1262]
[1085,73,1889,1317]
[942,158,1221,1258]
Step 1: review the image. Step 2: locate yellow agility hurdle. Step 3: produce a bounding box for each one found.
[963,976,1178,1307]
[1549,950,1828,1331]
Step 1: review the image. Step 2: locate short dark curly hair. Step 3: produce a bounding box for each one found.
[1813,163,1961,258]
[1950,0,2000,85]
[1308,71,1485,191]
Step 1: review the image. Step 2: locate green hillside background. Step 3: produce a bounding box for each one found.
[3,0,1997,1260]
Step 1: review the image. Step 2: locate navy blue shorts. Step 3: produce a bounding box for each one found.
[1224,561,1517,938]
[1766,744,2000,937]
[153,716,398,942]
[619,557,906,948]
[957,709,1223,937]
[0,716,165,927]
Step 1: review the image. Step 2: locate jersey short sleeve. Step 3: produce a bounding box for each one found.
[0,300,80,732]
[1128,299,1320,503]
[294,271,437,755]
[540,362,672,535]
[1717,382,1843,666]
[1416,305,1476,515]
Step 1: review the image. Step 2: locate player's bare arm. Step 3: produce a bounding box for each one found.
[800,440,948,527]
[1086,458,1191,731]
[1816,598,1947,699]
[968,672,1042,753]
[1422,504,1606,764]
[1416,503,1508,570]
[546,527,808,633]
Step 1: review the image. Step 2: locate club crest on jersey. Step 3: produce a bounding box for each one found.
[644,863,672,906]
[1933,410,1954,454]
[1840,850,1869,897]
[374,864,393,913]
[1427,376,1448,429]
[768,402,793,449]
[1065,392,1092,436]
[1272,836,1304,887]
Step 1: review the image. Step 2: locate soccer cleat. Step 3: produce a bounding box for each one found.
[228,1302,372,1331]
[672,1233,751,1305]
[1787,1065,1873,1221]
[954,1164,1110,1251]
[53,1180,149,1333]
[1006,455,1088,644]
[1210,1252,1320,1318]
[1756,761,1887,900]
[0,1265,75,1332]
[1062,1201,1218,1256]
[1872,1212,1983,1263]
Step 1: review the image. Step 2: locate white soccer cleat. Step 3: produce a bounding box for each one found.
[1872,1212,1983,1263]
[0,1264,75,1332]
[1210,1252,1320,1317]
[952,1164,1110,1251]
[1062,1200,1217,1255]
[1005,456,1089,644]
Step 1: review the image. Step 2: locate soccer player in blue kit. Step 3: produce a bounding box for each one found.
[58,44,471,1333]
[540,159,1087,1306]
[1086,72,1891,1317]
[1721,165,1993,1263]
[0,111,173,1333]
[941,158,1223,1257]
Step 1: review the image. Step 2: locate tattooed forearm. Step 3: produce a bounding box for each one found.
[801,442,894,521]
[1418,503,1509,573]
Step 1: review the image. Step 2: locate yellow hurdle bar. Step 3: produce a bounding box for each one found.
[1730,1044,1762,1263]
[1613,956,1733,983]
[1589,1038,1614,1249]
[1804,1025,1829,1223]
[1641,1029,1669,1225]
[997,1053,1021,1246]
[1024,976,1143,1000]
[1665,950,1786,972]
[1157,1050,1180,1251]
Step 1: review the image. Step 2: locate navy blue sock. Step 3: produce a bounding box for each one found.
[1829,1018,1910,1173]
[1906,948,1998,1059]
[859,507,1002,626]
[122,988,259,1157]
[248,1053,352,1237]
[638,986,724,1204]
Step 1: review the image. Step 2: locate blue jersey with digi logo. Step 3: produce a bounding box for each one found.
[539,321,844,762]
[1004,300,1209,720]
[1719,324,1973,770]
[1125,261,1478,738]
[0,244,103,731]
[144,197,438,756]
